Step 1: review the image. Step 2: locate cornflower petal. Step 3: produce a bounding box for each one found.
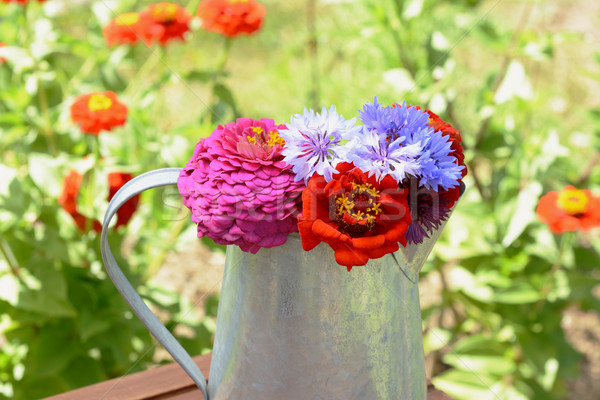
[280,105,361,183]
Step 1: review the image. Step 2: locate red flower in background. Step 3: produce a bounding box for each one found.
[0,42,6,64]
[59,171,140,233]
[298,162,411,270]
[197,0,266,38]
[139,2,193,45]
[107,172,140,228]
[70,91,128,135]
[536,186,600,234]
[1,0,46,4]
[103,12,149,46]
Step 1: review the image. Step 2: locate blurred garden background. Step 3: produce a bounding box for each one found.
[1,0,600,399]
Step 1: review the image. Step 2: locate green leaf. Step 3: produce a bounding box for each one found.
[28,153,65,198]
[494,281,541,304]
[184,70,216,82]
[502,181,542,247]
[61,356,107,389]
[494,61,534,104]
[432,369,498,400]
[444,353,516,375]
[213,83,238,117]
[26,325,80,378]
[423,327,451,352]
[205,294,219,318]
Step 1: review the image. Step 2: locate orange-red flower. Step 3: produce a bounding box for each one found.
[59,170,140,233]
[103,12,149,47]
[536,186,600,234]
[1,0,46,4]
[298,162,411,270]
[139,2,193,45]
[0,42,6,64]
[197,0,266,38]
[70,91,128,135]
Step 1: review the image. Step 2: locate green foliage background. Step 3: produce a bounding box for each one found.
[1,0,599,399]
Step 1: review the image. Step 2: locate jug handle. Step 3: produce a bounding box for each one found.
[100,168,209,400]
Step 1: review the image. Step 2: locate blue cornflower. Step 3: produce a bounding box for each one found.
[280,105,361,183]
[345,127,422,183]
[358,98,430,143]
[407,127,464,191]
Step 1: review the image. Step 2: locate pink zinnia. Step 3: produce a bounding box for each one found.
[178,118,305,253]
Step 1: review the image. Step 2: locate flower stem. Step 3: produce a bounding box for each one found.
[125,45,163,98]
[143,215,189,283]
[533,232,571,313]
[215,38,232,77]
[186,0,201,14]
[385,0,416,79]
[307,0,319,109]
[0,239,27,287]
[203,38,232,125]
[20,3,57,156]
[37,81,58,156]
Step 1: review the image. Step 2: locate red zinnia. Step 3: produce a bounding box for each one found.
[197,0,266,38]
[70,91,128,135]
[103,12,149,47]
[536,186,600,234]
[59,170,140,233]
[1,0,46,4]
[139,2,193,45]
[298,162,411,270]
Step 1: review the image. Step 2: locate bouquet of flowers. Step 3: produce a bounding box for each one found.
[178,98,467,270]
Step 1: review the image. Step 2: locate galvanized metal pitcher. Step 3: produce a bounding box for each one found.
[101,168,452,400]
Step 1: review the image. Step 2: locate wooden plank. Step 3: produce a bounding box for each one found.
[43,354,211,400]
[45,353,454,399]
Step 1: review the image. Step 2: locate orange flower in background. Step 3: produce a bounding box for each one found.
[103,12,149,46]
[1,0,46,4]
[139,2,193,45]
[536,186,600,234]
[197,0,266,38]
[70,91,128,135]
[0,42,6,64]
[59,170,140,233]
[298,162,411,270]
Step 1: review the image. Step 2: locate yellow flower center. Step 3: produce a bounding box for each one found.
[267,131,285,147]
[557,189,589,215]
[87,94,113,111]
[335,182,382,235]
[152,3,178,23]
[246,126,285,148]
[115,12,140,26]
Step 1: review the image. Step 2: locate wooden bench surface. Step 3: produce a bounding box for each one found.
[45,353,453,399]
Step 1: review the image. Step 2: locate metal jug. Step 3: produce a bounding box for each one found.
[101,168,453,400]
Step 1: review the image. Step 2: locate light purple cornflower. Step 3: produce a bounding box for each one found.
[280,105,361,183]
[345,127,422,183]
